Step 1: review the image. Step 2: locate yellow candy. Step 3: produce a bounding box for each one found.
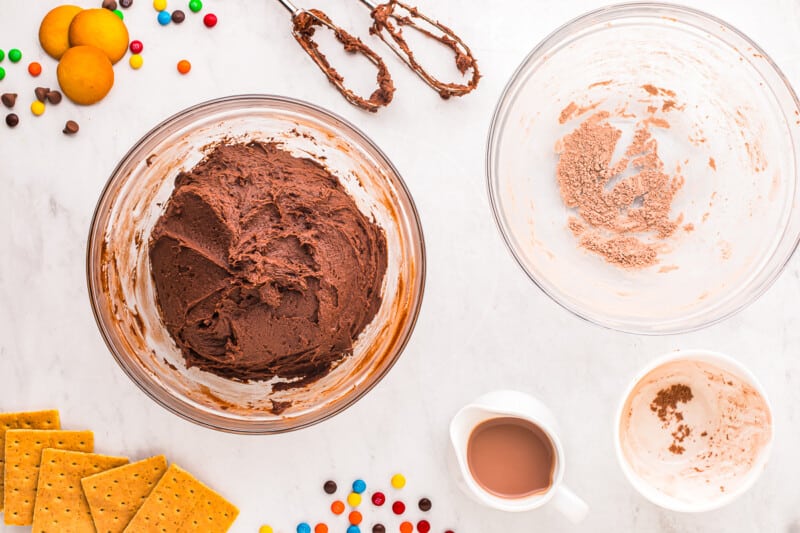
[259,526,273,533]
[346,492,362,507]
[391,473,406,489]
[153,0,167,10]
[129,54,143,69]
[31,101,46,116]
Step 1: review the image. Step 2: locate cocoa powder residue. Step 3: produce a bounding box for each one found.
[650,383,694,455]
[556,108,684,268]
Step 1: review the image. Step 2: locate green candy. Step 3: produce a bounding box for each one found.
[8,49,21,63]
[0,67,5,81]
[114,8,124,19]
[189,0,202,13]
[0,49,5,62]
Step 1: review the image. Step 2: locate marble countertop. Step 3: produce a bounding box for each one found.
[2,0,800,531]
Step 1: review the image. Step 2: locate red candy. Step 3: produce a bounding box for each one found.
[391,501,405,515]
[203,13,217,27]
[130,40,143,54]
[417,520,430,533]
[371,492,385,506]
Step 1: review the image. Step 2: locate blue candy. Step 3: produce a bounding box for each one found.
[352,479,367,494]
[157,10,171,25]
[347,526,361,533]
[296,523,311,533]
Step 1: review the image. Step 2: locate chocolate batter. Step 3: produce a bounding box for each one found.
[149,142,388,384]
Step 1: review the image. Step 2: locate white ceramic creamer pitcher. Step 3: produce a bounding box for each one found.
[449,390,588,522]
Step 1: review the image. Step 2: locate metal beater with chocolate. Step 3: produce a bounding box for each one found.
[275,0,479,111]
[276,0,395,112]
[361,0,480,99]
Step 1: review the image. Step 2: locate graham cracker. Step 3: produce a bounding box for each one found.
[3,429,93,526]
[123,464,238,533]
[31,449,128,533]
[82,455,168,533]
[0,410,60,512]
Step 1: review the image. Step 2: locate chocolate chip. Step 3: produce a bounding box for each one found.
[372,525,386,533]
[102,0,117,9]
[418,497,432,511]
[323,480,337,494]
[1,93,17,108]
[34,87,50,102]
[63,120,79,135]
[171,9,186,23]
[46,90,62,105]
[5,113,19,128]
[119,0,133,7]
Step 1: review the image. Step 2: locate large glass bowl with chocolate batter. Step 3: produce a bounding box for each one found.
[87,95,425,433]
[487,3,800,334]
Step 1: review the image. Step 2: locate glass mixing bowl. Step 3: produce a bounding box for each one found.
[487,3,800,334]
[87,95,425,433]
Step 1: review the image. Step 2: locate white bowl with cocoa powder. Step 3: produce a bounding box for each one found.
[615,349,773,512]
[487,3,800,333]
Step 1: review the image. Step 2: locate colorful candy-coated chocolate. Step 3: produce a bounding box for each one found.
[352,479,367,494]
[27,62,42,77]
[30,100,45,116]
[390,474,406,489]
[347,526,361,533]
[348,511,363,525]
[203,13,217,27]
[416,520,430,533]
[189,0,202,12]
[114,9,124,19]
[331,500,345,515]
[0,49,5,62]
[0,67,5,80]
[391,501,405,515]
[177,59,191,74]
[8,49,22,63]
[130,40,143,54]
[347,492,363,507]
[153,0,166,10]
[129,54,143,69]
[297,523,311,533]
[399,522,413,533]
[259,526,274,533]
[371,492,385,506]
[314,524,328,533]
[157,10,171,24]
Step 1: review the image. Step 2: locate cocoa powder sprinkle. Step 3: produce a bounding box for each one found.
[650,383,694,455]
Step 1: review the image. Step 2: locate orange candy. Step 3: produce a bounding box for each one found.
[330,500,345,515]
[348,511,362,525]
[314,524,328,533]
[177,59,191,74]
[28,62,42,76]
[400,522,413,533]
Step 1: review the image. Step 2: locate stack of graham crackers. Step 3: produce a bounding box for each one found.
[1,410,238,532]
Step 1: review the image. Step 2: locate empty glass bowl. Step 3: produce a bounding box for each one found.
[487,3,800,334]
[87,95,425,433]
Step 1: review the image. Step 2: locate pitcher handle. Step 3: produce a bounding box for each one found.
[551,484,588,523]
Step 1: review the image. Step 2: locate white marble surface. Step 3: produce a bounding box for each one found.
[1,0,800,531]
